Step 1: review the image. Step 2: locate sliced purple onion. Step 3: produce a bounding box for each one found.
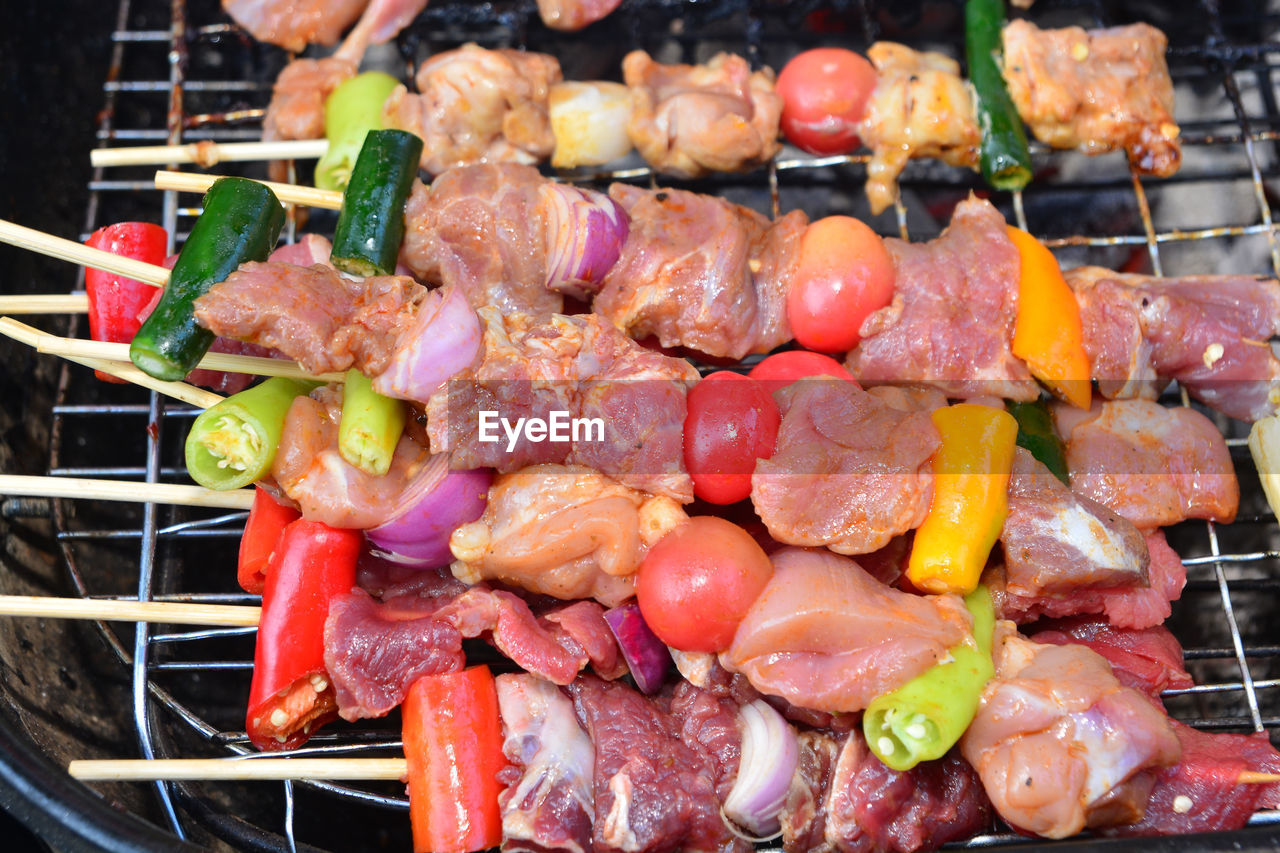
[366,453,491,567]
[371,284,481,403]
[603,602,671,694]
[539,182,629,300]
[723,699,798,837]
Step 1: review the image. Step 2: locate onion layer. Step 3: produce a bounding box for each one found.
[603,603,670,694]
[371,284,481,403]
[549,81,634,168]
[539,183,629,300]
[366,454,492,567]
[723,699,798,837]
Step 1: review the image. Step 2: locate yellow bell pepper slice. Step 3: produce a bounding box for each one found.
[1007,225,1092,410]
[907,404,1017,596]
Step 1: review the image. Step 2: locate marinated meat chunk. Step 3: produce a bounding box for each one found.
[426,309,698,502]
[449,464,684,608]
[496,675,596,853]
[262,57,356,144]
[1068,266,1280,422]
[536,0,620,31]
[1030,617,1194,701]
[595,184,804,359]
[1000,447,1150,596]
[751,380,939,556]
[960,628,1182,839]
[399,165,561,316]
[384,44,561,175]
[568,675,748,853]
[859,43,980,215]
[223,0,365,52]
[1055,399,1239,528]
[825,738,993,853]
[661,680,742,802]
[723,547,971,714]
[1002,21,1180,175]
[781,731,840,853]
[847,196,1038,401]
[623,50,783,178]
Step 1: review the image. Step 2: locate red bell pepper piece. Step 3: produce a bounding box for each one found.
[237,487,301,594]
[84,222,168,383]
[246,519,361,751]
[402,666,507,853]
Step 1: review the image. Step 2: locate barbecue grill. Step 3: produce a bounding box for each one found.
[2,0,1280,849]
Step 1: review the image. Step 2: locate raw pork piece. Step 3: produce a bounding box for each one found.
[846,196,1038,401]
[751,380,939,556]
[1000,447,1150,595]
[568,675,748,853]
[1055,399,1239,528]
[399,164,561,315]
[449,464,685,608]
[1031,617,1194,700]
[859,43,980,215]
[661,680,742,801]
[536,0,620,30]
[988,529,1186,630]
[960,628,1182,839]
[781,731,840,853]
[384,44,561,175]
[623,50,782,178]
[1068,265,1280,422]
[594,184,804,359]
[223,0,365,52]
[1002,21,1180,175]
[426,309,698,502]
[496,675,596,853]
[723,547,971,714]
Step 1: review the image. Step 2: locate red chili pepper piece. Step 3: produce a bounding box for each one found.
[402,666,507,853]
[83,222,168,383]
[237,487,301,594]
[245,519,361,751]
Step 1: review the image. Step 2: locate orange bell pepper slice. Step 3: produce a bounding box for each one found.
[1007,225,1092,410]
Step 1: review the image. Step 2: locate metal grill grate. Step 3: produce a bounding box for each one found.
[32,0,1280,848]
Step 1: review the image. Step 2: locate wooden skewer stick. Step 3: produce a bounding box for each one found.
[1237,771,1280,784]
[70,757,405,782]
[155,170,344,210]
[0,294,89,314]
[0,474,255,510]
[0,596,260,627]
[0,219,168,286]
[91,138,330,169]
[0,318,222,409]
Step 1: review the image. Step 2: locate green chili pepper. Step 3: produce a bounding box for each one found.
[330,129,424,277]
[185,377,319,490]
[130,178,285,381]
[338,369,407,477]
[863,585,996,771]
[314,72,402,192]
[965,0,1033,191]
[1009,399,1069,485]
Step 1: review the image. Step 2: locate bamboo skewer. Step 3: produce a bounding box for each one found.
[0,219,168,286]
[70,757,405,782]
[91,139,330,169]
[0,596,260,627]
[1237,771,1280,784]
[0,318,222,408]
[0,293,89,314]
[155,170,344,210]
[0,474,255,510]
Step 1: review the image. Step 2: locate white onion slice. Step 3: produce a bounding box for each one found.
[549,81,634,168]
[723,699,799,837]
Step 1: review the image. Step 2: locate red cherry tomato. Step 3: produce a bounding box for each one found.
[748,350,857,384]
[684,371,781,505]
[636,516,774,652]
[776,48,877,155]
[786,216,894,353]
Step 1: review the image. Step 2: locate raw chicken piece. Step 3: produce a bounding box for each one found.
[398,164,561,316]
[751,379,939,555]
[449,464,683,608]
[384,44,561,175]
[961,627,1181,839]
[847,196,1038,401]
[723,547,971,714]
[594,184,804,359]
[261,57,356,147]
[859,43,980,215]
[1054,399,1238,528]
[623,50,783,178]
[1068,265,1280,422]
[1002,21,1180,175]
[496,675,596,853]
[223,0,366,52]
[536,0,621,31]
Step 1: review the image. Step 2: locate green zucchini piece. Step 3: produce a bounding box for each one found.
[330,129,424,278]
[965,0,1033,191]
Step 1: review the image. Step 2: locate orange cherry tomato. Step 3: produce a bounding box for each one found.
[636,517,774,653]
[786,216,894,353]
[776,48,877,155]
[684,371,781,505]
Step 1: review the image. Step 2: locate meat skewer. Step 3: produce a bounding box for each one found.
[154,169,344,209]
[71,758,407,781]
[89,138,329,169]
[0,474,255,509]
